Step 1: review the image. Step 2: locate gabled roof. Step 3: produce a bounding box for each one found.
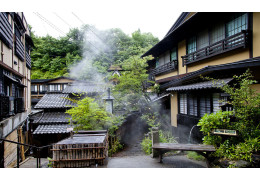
[62,83,105,94]
[161,57,260,89]
[33,112,71,124]
[34,92,76,109]
[31,76,75,83]
[33,124,71,135]
[166,78,233,91]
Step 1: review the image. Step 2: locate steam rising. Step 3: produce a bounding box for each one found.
[69,27,110,83]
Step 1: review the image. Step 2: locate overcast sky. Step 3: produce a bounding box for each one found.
[1,0,256,40]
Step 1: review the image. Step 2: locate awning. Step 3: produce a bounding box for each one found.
[25,34,35,47]
[166,78,233,91]
[4,74,18,83]
[152,93,171,102]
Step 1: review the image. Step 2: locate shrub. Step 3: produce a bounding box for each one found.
[198,70,260,162]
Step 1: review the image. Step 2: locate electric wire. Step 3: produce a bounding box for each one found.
[53,12,73,29]
[33,12,66,36]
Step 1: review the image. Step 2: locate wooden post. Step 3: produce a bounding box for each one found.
[18,127,25,161]
[152,127,159,158]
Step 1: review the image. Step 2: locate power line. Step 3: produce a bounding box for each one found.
[71,12,107,46]
[33,12,66,36]
[53,12,73,29]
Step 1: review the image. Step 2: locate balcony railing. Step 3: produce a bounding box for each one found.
[182,30,249,65]
[26,51,31,69]
[14,97,24,113]
[0,13,13,48]
[151,60,178,76]
[15,36,25,61]
[0,95,10,120]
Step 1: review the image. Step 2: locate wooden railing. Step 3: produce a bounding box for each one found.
[0,13,13,48]
[25,51,31,69]
[14,97,24,113]
[151,60,178,76]
[182,30,249,65]
[0,95,9,120]
[15,36,25,61]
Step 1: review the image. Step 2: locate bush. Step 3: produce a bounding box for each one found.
[198,70,260,162]
[186,152,205,161]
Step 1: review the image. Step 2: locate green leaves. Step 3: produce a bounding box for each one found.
[198,70,260,162]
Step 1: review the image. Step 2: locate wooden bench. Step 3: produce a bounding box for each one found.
[153,143,215,164]
[151,128,216,167]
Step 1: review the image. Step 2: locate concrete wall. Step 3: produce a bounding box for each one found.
[253,12,260,57]
[170,92,178,127]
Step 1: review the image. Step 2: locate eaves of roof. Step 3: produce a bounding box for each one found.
[161,57,260,89]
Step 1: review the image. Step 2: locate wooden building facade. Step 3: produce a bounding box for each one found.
[0,12,33,167]
[143,12,260,143]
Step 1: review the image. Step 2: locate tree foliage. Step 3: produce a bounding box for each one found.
[30,25,159,80]
[198,70,260,162]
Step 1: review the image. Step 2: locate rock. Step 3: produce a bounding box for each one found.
[234,160,251,168]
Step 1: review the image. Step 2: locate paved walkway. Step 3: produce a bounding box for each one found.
[19,157,49,168]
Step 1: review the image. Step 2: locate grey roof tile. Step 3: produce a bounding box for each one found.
[33,124,71,134]
[166,78,233,91]
[34,93,76,109]
[33,112,71,124]
[62,83,105,94]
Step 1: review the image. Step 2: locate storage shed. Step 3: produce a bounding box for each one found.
[51,131,108,168]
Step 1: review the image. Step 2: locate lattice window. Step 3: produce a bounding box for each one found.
[226,13,248,37]
[188,94,198,116]
[179,93,187,114]
[199,94,211,117]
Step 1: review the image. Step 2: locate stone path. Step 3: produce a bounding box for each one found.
[19,157,49,168]
[106,153,207,168]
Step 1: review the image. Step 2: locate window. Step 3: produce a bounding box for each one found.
[226,13,248,37]
[199,95,211,117]
[211,23,225,44]
[31,85,38,94]
[213,93,221,113]
[48,84,61,91]
[170,47,177,61]
[156,58,159,68]
[187,36,197,54]
[179,93,187,114]
[188,94,198,116]
[62,84,67,90]
[197,29,209,50]
[39,85,48,94]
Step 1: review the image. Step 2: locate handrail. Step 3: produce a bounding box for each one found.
[152,60,178,75]
[182,30,248,65]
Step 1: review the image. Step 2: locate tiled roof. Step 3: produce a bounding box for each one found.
[33,112,71,124]
[57,134,107,145]
[33,124,71,134]
[62,83,105,94]
[166,78,233,91]
[34,93,76,109]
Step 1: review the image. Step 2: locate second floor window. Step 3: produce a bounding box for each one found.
[226,13,248,37]
[170,47,177,61]
[187,36,196,54]
[39,85,48,93]
[186,13,248,56]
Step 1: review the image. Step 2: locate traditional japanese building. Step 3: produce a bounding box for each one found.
[29,82,105,157]
[31,76,79,107]
[0,12,33,167]
[143,12,260,143]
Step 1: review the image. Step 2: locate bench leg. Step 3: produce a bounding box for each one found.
[159,152,163,163]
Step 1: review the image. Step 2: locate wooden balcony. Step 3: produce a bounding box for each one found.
[15,36,25,61]
[0,95,10,120]
[26,51,31,69]
[14,97,24,113]
[182,30,249,65]
[151,61,178,76]
[0,13,13,48]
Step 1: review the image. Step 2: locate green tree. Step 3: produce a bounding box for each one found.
[198,70,260,162]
